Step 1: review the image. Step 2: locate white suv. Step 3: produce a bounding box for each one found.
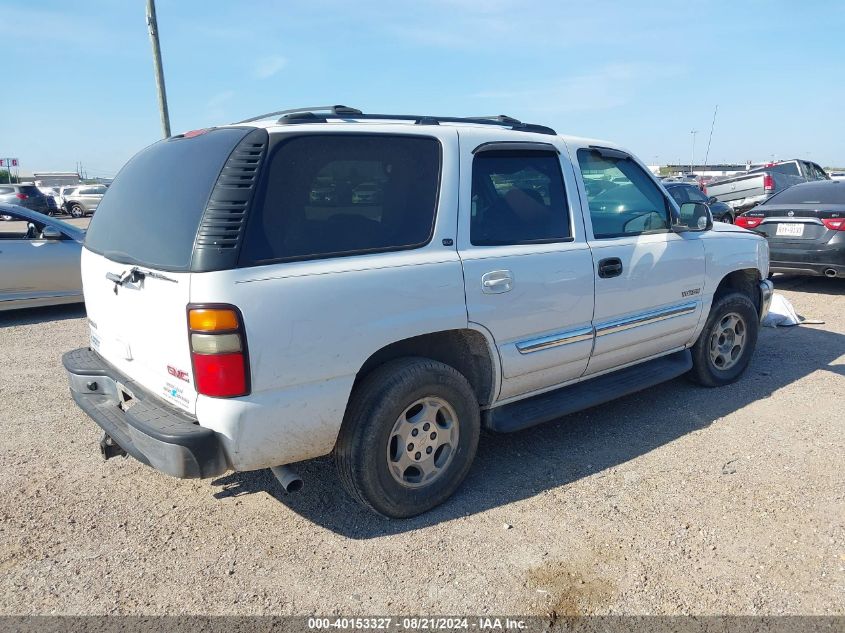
[64,106,773,517]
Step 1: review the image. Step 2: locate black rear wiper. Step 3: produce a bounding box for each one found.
[106,267,177,294]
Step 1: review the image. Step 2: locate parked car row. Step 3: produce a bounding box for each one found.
[0,183,107,219]
[706,159,829,213]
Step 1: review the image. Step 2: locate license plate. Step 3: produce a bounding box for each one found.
[776,223,804,237]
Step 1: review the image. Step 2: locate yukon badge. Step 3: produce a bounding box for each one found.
[167,365,190,382]
[682,288,701,298]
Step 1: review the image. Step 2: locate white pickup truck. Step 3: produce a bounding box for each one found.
[63,106,773,517]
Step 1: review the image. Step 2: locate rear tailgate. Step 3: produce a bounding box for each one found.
[709,173,764,204]
[744,204,844,244]
[82,249,196,413]
[79,125,268,415]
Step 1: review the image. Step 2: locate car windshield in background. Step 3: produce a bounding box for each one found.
[84,127,254,271]
[764,183,845,205]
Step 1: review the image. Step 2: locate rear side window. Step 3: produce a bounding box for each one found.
[240,134,441,264]
[85,127,253,270]
[470,150,571,245]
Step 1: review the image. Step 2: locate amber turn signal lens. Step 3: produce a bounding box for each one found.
[189,308,239,332]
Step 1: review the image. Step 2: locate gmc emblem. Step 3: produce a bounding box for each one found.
[167,366,190,382]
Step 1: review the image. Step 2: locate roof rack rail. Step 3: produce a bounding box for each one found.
[234,105,363,125]
[265,109,556,135]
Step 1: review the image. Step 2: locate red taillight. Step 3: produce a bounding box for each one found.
[187,304,249,398]
[192,353,247,397]
[736,215,763,229]
[763,174,774,191]
[822,217,845,231]
[15,193,27,200]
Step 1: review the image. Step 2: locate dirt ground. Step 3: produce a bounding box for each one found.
[0,274,843,616]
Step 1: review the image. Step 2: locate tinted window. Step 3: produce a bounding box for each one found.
[764,183,845,205]
[470,151,570,246]
[577,149,670,238]
[241,134,440,264]
[85,127,253,270]
[686,186,709,203]
[666,186,688,204]
[19,186,43,196]
[768,162,800,176]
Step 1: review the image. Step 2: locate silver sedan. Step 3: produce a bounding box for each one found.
[0,203,84,311]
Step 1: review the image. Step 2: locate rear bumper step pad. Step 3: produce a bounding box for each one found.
[63,347,227,479]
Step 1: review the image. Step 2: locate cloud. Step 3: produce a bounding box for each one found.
[252,55,288,80]
[472,63,682,115]
[205,90,235,122]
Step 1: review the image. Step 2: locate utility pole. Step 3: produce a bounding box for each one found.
[703,105,718,168]
[146,0,171,138]
[690,130,698,175]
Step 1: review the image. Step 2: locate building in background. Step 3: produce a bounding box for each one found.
[662,164,748,178]
[33,172,81,187]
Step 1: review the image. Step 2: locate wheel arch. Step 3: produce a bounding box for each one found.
[353,328,499,407]
[714,268,762,312]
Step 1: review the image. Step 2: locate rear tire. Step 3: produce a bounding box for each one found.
[335,357,480,518]
[688,292,759,387]
[69,204,84,218]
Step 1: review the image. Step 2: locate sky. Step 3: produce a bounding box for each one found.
[1,0,843,177]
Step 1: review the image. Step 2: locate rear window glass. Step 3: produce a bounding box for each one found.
[766,163,800,176]
[84,127,251,270]
[19,186,42,195]
[240,134,440,264]
[765,183,845,205]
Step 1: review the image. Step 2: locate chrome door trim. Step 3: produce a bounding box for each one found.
[595,301,698,337]
[516,326,595,354]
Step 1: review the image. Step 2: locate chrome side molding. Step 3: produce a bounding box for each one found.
[515,301,700,355]
[516,326,594,354]
[595,302,698,337]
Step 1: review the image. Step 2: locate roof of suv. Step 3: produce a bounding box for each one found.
[205,104,627,159]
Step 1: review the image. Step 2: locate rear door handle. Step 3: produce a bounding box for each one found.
[597,257,623,279]
[481,270,513,294]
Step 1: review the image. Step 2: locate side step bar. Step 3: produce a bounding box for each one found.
[486,350,692,433]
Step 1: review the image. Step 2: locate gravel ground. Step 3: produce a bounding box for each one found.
[0,273,843,616]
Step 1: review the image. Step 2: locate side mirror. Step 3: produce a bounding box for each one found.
[41,226,63,240]
[674,202,713,233]
[708,196,718,204]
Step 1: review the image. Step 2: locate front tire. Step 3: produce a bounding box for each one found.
[688,292,759,387]
[335,357,480,518]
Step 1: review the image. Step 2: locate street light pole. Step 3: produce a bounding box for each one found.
[145,0,171,138]
[690,130,698,175]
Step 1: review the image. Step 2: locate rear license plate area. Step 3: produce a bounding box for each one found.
[776,223,804,237]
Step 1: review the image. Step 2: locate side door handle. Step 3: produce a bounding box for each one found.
[597,257,623,279]
[481,270,513,294]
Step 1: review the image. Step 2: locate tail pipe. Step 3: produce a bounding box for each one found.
[824,269,838,278]
[271,465,304,493]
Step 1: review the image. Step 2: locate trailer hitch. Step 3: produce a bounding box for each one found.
[100,433,127,460]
